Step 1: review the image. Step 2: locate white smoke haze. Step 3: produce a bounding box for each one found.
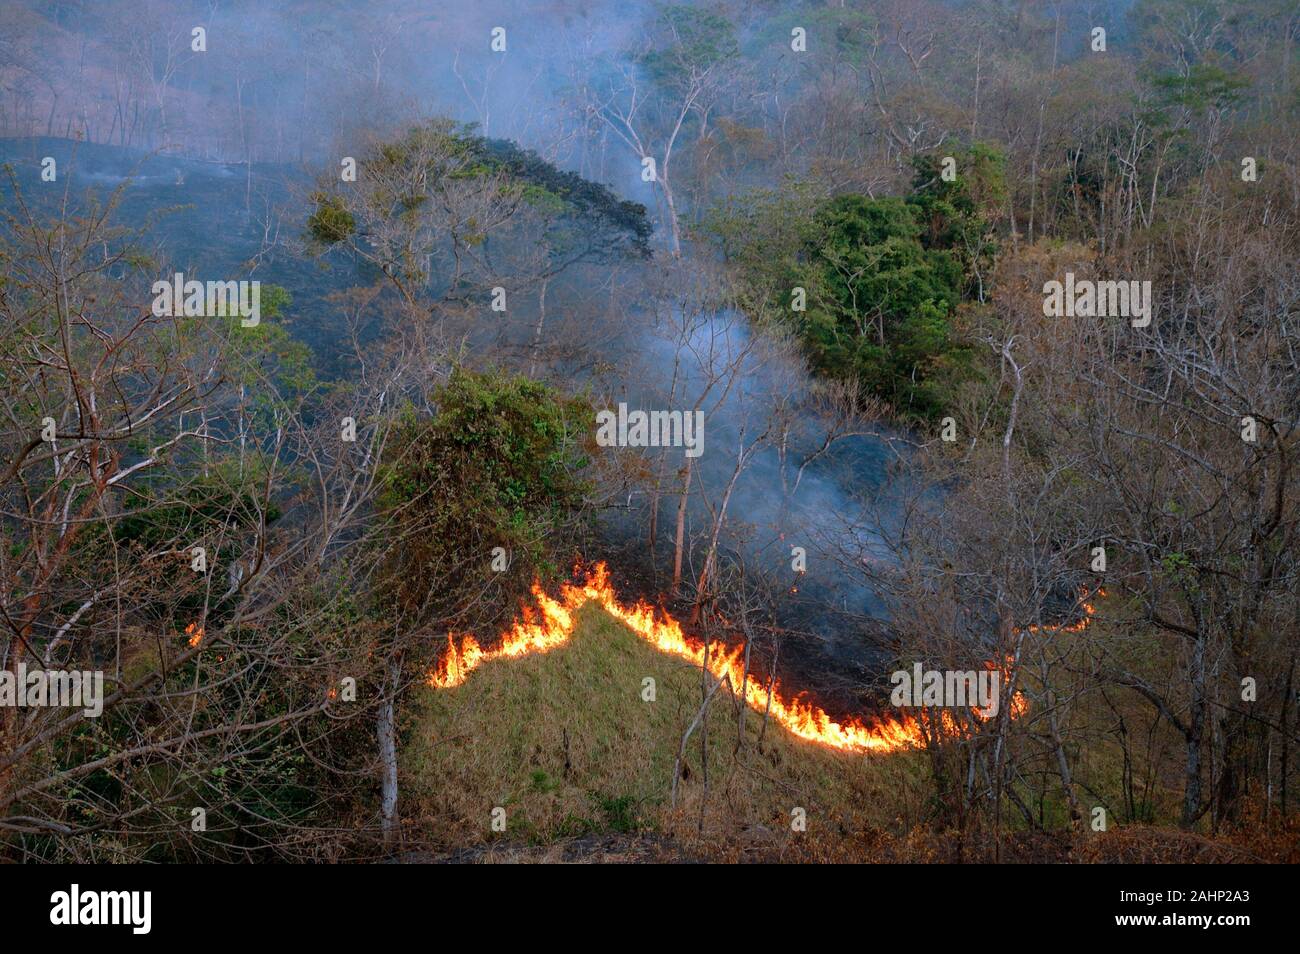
[5,0,1296,867]
[4,0,1183,719]
[1,1,669,181]
[603,297,914,675]
[0,0,961,688]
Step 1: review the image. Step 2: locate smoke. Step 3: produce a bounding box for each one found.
[2,0,1152,199]
[607,305,911,673]
[1,0,923,690]
[1,1,659,175]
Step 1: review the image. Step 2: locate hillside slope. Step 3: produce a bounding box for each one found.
[402,603,932,860]
[399,602,1298,863]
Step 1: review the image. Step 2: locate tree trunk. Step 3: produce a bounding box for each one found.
[1046,694,1083,828]
[690,458,742,624]
[378,652,402,848]
[1181,637,1206,828]
[671,460,692,594]
[528,277,549,377]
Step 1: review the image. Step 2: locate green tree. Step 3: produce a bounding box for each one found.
[376,368,593,630]
[907,144,1006,301]
[793,194,966,421]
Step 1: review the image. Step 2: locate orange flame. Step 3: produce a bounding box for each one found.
[429,563,1098,755]
[185,622,204,648]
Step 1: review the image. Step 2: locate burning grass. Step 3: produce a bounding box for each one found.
[403,602,931,852]
[428,562,1017,753]
[400,572,1292,861]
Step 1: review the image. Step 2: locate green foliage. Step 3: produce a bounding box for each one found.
[308,122,651,269]
[112,463,279,552]
[376,368,593,623]
[78,459,280,624]
[306,193,356,244]
[222,286,318,417]
[707,149,1007,421]
[592,792,640,833]
[531,770,561,794]
[796,194,965,419]
[906,144,1006,296]
[472,136,653,259]
[638,5,739,90]
[761,4,876,66]
[700,178,825,268]
[1148,62,1251,115]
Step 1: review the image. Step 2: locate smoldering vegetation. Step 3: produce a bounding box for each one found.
[2,0,1298,862]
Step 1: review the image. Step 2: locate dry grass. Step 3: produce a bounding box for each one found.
[402,603,927,853]
[399,602,1295,862]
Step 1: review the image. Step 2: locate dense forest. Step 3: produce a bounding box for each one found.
[1,0,1298,865]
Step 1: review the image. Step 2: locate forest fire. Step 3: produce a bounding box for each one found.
[429,563,1101,755]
